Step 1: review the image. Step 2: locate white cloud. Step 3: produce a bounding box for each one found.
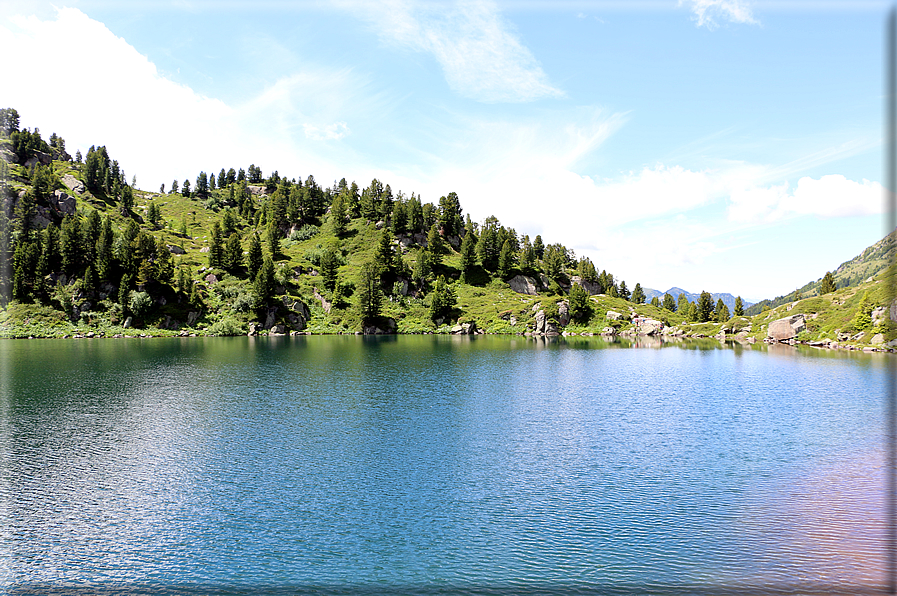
[339,0,563,103]
[0,8,364,190]
[728,175,883,222]
[679,0,759,29]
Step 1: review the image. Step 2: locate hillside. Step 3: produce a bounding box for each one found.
[746,228,896,315]
[0,107,893,350]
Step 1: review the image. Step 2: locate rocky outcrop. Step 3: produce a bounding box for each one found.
[247,185,266,196]
[451,321,478,335]
[571,276,601,295]
[637,319,663,336]
[23,151,52,168]
[767,314,806,342]
[508,275,538,295]
[532,309,559,336]
[51,190,76,215]
[313,286,332,314]
[167,245,186,254]
[363,318,397,335]
[62,174,86,195]
[558,301,570,326]
[606,311,623,321]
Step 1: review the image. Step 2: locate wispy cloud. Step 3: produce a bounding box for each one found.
[303,122,350,141]
[679,0,759,29]
[728,175,883,222]
[338,0,563,103]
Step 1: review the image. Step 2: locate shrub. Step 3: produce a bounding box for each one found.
[290,224,319,242]
[208,316,246,336]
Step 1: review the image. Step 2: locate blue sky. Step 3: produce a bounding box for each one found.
[0,0,889,300]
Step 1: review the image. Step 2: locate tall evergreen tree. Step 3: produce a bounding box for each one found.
[498,239,514,279]
[426,223,444,266]
[320,244,340,292]
[224,233,243,272]
[357,260,382,322]
[460,230,476,283]
[662,293,676,311]
[697,291,714,322]
[532,235,544,259]
[631,283,645,304]
[247,232,263,282]
[820,272,836,295]
[208,222,224,269]
[734,296,744,316]
[254,256,275,312]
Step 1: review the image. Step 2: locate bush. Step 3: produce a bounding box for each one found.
[208,316,246,336]
[128,291,153,318]
[290,224,319,242]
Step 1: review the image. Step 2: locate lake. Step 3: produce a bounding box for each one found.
[0,335,888,594]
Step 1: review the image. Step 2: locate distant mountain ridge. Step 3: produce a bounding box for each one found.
[643,287,751,311]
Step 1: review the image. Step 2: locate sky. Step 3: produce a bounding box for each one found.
[0,0,890,301]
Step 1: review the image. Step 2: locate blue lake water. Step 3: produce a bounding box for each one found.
[0,336,889,594]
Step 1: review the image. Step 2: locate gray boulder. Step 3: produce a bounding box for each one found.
[62,174,85,195]
[606,311,623,321]
[558,301,570,326]
[168,245,186,255]
[767,314,806,341]
[52,190,76,215]
[508,275,538,295]
[571,276,601,295]
[534,310,546,334]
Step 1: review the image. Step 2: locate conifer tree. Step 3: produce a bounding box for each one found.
[320,244,340,292]
[734,296,744,316]
[357,260,382,322]
[663,293,676,312]
[697,291,714,322]
[413,248,433,291]
[631,283,645,304]
[331,193,348,237]
[716,298,729,323]
[428,275,456,323]
[247,232,263,282]
[618,280,630,301]
[224,233,243,272]
[820,272,836,295]
[208,222,224,269]
[426,223,444,266]
[650,296,660,307]
[533,235,544,259]
[568,282,591,322]
[498,239,514,279]
[254,256,275,312]
[677,293,689,314]
[851,291,873,331]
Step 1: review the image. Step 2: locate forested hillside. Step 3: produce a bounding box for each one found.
[2,107,890,349]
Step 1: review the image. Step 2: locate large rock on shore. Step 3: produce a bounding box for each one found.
[767,314,807,341]
[508,275,538,295]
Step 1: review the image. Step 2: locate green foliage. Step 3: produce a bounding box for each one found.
[208,222,224,269]
[697,291,713,322]
[247,232,263,281]
[631,283,645,304]
[618,280,630,301]
[253,256,275,311]
[428,275,457,323]
[224,233,243,273]
[208,316,246,336]
[357,260,383,322]
[320,244,340,291]
[820,271,836,295]
[851,291,873,331]
[663,293,676,312]
[128,290,153,319]
[568,283,591,323]
[734,296,744,316]
[542,243,565,280]
[290,223,320,242]
[716,299,730,323]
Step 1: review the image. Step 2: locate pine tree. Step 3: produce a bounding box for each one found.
[247,232,263,282]
[820,271,836,295]
[650,296,660,307]
[631,283,645,304]
[851,291,873,331]
[498,239,514,279]
[734,296,744,316]
[568,282,591,322]
[618,280,630,301]
[254,256,275,312]
[716,298,730,323]
[697,291,714,322]
[413,249,433,292]
[677,293,689,314]
[428,275,456,323]
[320,244,340,292]
[663,293,676,312]
[357,260,382,322]
[533,235,544,259]
[224,233,243,272]
[426,224,444,266]
[208,222,224,269]
[267,223,280,258]
[331,193,348,237]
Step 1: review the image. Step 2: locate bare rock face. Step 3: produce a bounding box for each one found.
[571,276,601,295]
[638,319,663,336]
[24,151,52,168]
[62,174,86,195]
[168,245,186,254]
[534,310,546,334]
[313,286,332,314]
[558,301,570,326]
[767,314,806,341]
[606,311,623,321]
[508,275,538,296]
[52,190,76,215]
[187,311,201,326]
